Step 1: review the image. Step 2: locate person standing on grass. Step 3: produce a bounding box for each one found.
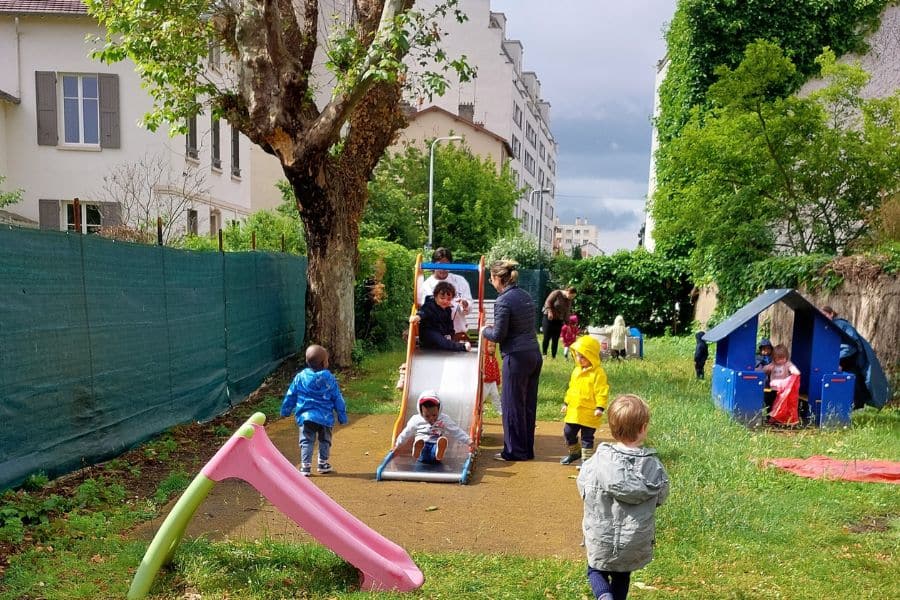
[577,394,669,600]
[693,331,709,379]
[280,344,348,476]
[541,286,577,359]
[559,336,609,466]
[482,260,542,462]
[609,315,629,360]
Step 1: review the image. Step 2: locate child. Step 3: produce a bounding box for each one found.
[560,336,609,466]
[763,344,802,426]
[576,394,669,600]
[409,281,472,352]
[482,340,502,416]
[609,315,628,360]
[561,314,580,358]
[693,331,709,379]
[393,390,473,464]
[280,344,349,476]
[755,338,774,369]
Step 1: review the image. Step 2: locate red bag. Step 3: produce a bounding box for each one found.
[768,374,800,425]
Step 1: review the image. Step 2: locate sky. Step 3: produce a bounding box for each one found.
[490,0,678,253]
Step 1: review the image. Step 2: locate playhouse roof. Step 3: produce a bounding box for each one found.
[702,288,857,344]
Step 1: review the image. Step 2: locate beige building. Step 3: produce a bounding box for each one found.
[391,105,512,169]
[554,217,602,257]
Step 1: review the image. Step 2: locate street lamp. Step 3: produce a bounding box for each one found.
[426,135,463,252]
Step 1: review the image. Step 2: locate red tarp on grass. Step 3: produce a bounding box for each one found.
[766,455,900,484]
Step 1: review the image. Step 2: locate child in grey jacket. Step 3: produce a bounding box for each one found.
[576,394,669,600]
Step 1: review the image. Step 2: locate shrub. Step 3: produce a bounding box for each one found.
[355,239,416,350]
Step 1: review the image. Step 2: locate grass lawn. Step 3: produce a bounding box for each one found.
[1,337,897,599]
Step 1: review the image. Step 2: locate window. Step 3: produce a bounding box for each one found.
[61,74,99,146]
[523,151,535,175]
[538,168,545,187]
[231,125,241,177]
[511,135,521,159]
[211,116,221,169]
[36,72,119,148]
[209,43,221,70]
[186,116,198,159]
[539,142,545,160]
[66,201,102,234]
[210,210,220,236]
[525,122,536,147]
[187,209,198,235]
[513,103,522,128]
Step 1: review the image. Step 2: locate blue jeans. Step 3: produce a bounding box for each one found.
[418,440,439,464]
[299,421,333,465]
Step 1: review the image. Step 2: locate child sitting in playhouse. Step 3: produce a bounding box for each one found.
[763,344,801,426]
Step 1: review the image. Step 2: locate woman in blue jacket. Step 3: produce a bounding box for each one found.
[482,260,543,461]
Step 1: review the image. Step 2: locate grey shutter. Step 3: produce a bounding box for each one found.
[35,71,58,146]
[38,199,60,230]
[98,74,120,148]
[100,201,122,226]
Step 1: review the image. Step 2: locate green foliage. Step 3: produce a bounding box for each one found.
[654,40,900,294]
[366,143,520,252]
[0,174,23,208]
[176,206,306,255]
[486,233,549,270]
[152,470,191,505]
[564,249,693,336]
[354,238,416,351]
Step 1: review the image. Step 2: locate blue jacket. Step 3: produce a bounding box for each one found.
[280,367,348,427]
[417,296,468,351]
[483,285,540,356]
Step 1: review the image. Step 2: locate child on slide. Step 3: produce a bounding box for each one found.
[393,390,473,464]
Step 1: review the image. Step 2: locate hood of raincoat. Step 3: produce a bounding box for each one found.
[570,335,601,366]
[613,315,626,327]
[758,338,773,350]
[695,331,706,341]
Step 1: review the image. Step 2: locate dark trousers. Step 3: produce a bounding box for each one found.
[564,422,596,449]
[694,359,706,379]
[541,316,564,358]
[500,349,543,460]
[587,566,631,600]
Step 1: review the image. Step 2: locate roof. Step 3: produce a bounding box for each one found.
[703,288,857,345]
[408,106,513,156]
[0,1,88,15]
[0,210,39,228]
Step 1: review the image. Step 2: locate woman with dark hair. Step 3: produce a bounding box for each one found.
[542,286,577,358]
[482,260,543,461]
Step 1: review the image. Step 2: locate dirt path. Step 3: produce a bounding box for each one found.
[137,414,613,559]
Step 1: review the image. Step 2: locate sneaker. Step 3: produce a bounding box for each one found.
[464,341,472,352]
[317,462,333,474]
[493,453,509,462]
[299,464,311,477]
[560,453,581,465]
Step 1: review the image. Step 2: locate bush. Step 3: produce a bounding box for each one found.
[486,234,549,270]
[355,239,416,350]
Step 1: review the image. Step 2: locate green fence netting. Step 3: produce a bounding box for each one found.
[0,227,306,490]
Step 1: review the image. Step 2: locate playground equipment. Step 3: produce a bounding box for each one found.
[376,255,486,484]
[128,413,423,599]
[703,289,860,427]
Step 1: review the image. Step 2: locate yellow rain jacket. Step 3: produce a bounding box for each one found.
[563,336,610,428]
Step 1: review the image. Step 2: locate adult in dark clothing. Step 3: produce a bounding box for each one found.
[541,286,577,359]
[482,260,543,461]
[821,305,872,409]
[693,331,708,379]
[410,281,471,352]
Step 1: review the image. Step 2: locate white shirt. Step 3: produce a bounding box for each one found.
[417,272,472,334]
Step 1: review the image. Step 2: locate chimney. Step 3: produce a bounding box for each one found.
[458,103,475,122]
[399,100,417,118]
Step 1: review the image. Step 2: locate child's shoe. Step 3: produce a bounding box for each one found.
[317,462,333,474]
[299,463,312,477]
[560,443,581,465]
[597,594,613,600]
[412,438,425,459]
[435,436,449,461]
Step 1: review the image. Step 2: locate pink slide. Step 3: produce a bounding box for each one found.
[201,419,424,592]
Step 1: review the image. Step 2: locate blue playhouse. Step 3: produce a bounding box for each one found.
[703,289,857,427]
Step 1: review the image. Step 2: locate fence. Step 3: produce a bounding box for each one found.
[0,227,306,490]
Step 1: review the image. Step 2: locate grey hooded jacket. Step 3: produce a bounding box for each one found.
[576,442,669,572]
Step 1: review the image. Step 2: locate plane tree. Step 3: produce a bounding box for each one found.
[88,0,472,365]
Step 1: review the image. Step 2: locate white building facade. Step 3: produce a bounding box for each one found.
[406,0,558,251]
[554,217,602,258]
[0,1,253,239]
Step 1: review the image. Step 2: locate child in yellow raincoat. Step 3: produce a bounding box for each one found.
[560,336,610,465]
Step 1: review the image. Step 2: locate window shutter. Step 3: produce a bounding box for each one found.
[98,74,120,148]
[38,199,60,230]
[35,71,58,146]
[100,201,122,226]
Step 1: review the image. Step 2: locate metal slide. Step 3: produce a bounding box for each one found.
[376,255,486,484]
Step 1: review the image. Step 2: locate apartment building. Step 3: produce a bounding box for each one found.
[0,1,253,239]
[554,217,602,258]
[405,0,559,251]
